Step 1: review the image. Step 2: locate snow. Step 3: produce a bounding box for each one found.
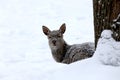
[94,30,120,66]
[45,58,120,80]
[0,0,120,80]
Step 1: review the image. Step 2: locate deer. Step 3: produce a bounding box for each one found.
[42,23,95,64]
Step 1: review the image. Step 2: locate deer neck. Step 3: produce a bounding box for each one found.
[50,41,69,62]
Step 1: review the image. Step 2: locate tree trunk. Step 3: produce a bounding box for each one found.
[93,0,120,48]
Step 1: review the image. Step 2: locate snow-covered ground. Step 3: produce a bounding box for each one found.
[46,30,120,80]
[0,0,120,80]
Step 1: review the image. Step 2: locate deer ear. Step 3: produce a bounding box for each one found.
[42,26,51,35]
[59,23,66,34]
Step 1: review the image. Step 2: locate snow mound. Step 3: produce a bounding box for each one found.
[94,30,120,66]
[45,58,120,80]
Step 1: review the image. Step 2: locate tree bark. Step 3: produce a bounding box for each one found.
[93,0,120,48]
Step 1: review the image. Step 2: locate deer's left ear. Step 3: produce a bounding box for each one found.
[59,23,66,34]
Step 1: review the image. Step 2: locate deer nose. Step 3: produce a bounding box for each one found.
[52,40,56,44]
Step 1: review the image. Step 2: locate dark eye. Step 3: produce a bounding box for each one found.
[58,35,61,37]
[48,36,52,38]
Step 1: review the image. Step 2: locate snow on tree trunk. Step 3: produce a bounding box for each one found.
[93,0,120,48]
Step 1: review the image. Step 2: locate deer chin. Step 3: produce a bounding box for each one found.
[51,46,58,50]
[50,44,57,50]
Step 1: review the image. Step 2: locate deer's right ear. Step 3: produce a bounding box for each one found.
[42,26,51,35]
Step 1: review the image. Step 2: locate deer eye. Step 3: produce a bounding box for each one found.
[58,35,61,37]
[48,36,52,39]
[57,34,62,37]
